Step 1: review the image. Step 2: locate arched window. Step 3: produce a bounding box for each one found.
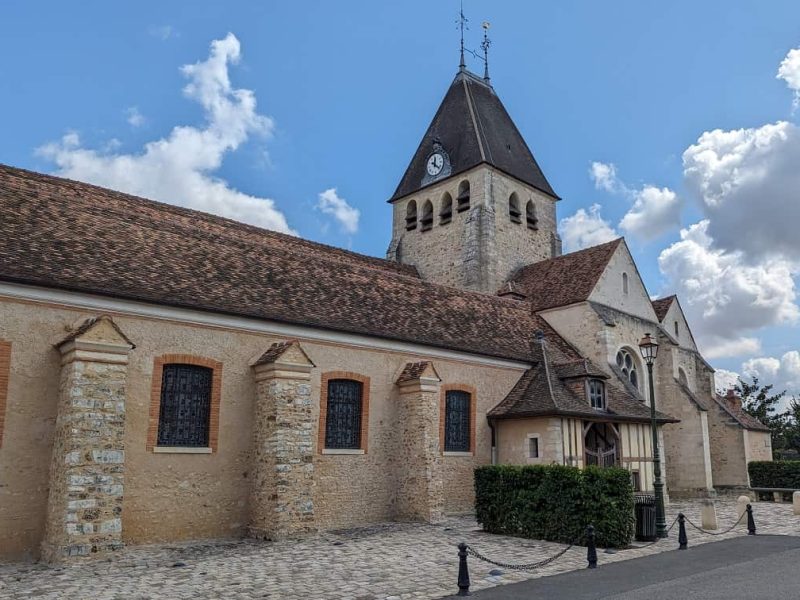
[674,321,679,336]
[420,200,434,231]
[405,200,417,231]
[324,378,365,450]
[439,192,453,225]
[444,389,472,452]
[526,200,538,229]
[589,379,606,410]
[508,192,521,223]
[157,364,213,448]
[457,180,470,212]
[616,348,639,390]
[622,272,629,295]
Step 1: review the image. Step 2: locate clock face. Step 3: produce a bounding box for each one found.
[426,152,444,176]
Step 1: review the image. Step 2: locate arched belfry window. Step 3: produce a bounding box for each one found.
[440,192,453,225]
[616,348,639,391]
[405,200,417,231]
[589,379,606,410]
[508,192,522,223]
[420,200,434,231]
[622,272,629,295]
[457,180,470,212]
[526,200,538,230]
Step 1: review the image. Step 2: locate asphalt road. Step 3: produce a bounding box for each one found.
[449,535,800,599]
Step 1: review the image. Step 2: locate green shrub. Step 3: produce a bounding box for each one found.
[748,460,800,489]
[474,464,634,548]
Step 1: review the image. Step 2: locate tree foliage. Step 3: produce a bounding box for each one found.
[735,376,799,458]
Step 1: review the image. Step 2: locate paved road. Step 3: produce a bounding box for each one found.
[449,535,800,599]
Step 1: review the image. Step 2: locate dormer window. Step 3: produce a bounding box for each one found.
[589,379,606,410]
[526,200,538,229]
[440,192,453,225]
[457,180,470,212]
[405,200,417,231]
[509,192,521,223]
[420,200,433,231]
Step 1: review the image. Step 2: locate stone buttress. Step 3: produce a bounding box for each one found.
[41,315,134,563]
[395,362,444,522]
[249,340,316,540]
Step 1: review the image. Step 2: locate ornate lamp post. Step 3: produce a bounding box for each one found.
[639,333,667,538]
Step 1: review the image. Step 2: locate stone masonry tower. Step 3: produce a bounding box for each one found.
[386,67,561,294]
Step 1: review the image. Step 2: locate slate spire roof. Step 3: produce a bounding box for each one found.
[389,69,558,202]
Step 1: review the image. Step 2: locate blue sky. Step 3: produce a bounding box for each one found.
[4,1,800,398]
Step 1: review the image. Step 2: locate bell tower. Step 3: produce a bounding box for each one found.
[386,61,561,294]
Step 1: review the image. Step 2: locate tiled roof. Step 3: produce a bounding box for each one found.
[488,319,677,423]
[390,69,558,202]
[396,361,437,383]
[712,393,771,432]
[55,315,136,349]
[651,295,676,322]
[0,164,541,362]
[504,239,623,312]
[253,340,295,366]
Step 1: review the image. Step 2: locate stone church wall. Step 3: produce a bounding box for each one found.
[0,295,524,560]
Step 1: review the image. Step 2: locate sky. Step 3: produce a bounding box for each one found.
[3,1,800,401]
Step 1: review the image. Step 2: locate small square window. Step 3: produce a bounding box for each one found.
[528,436,539,458]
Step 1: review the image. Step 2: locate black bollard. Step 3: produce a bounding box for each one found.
[457,542,471,596]
[677,513,687,550]
[586,525,598,569]
[746,504,756,536]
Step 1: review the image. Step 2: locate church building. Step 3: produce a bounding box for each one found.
[0,60,769,563]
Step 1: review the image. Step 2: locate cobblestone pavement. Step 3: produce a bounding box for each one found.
[0,500,797,600]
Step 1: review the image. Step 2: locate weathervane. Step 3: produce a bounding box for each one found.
[457,0,468,71]
[481,21,491,82]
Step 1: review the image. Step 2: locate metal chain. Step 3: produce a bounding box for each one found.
[683,510,747,536]
[465,539,577,571]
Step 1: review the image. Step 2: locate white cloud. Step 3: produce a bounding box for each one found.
[126,106,145,128]
[316,188,360,234]
[588,161,681,242]
[777,47,800,109]
[714,368,741,393]
[658,220,798,358]
[148,25,178,41]
[37,33,294,235]
[683,121,800,261]
[618,185,681,241]
[590,161,618,192]
[559,203,618,253]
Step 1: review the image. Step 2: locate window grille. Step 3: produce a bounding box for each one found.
[589,379,606,409]
[444,390,471,452]
[324,379,363,449]
[157,364,213,447]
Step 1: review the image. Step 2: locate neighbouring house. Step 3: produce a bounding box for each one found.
[0,62,769,563]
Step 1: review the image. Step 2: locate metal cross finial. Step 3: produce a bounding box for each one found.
[458,0,467,71]
[481,21,491,82]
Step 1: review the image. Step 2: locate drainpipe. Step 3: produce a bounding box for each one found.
[489,418,498,465]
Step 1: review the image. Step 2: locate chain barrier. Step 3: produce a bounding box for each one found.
[683,509,746,536]
[613,514,679,550]
[464,538,578,571]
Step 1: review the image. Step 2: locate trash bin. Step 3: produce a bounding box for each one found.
[634,493,657,542]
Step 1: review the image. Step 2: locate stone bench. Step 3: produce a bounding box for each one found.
[750,487,800,505]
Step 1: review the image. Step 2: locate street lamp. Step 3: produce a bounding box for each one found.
[638,333,667,538]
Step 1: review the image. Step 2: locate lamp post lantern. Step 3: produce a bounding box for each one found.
[639,333,667,538]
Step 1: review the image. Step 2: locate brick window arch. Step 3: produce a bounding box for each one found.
[319,371,370,453]
[147,354,222,452]
[440,384,477,454]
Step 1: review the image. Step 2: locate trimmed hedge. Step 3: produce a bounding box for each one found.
[474,464,634,548]
[748,460,800,489]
